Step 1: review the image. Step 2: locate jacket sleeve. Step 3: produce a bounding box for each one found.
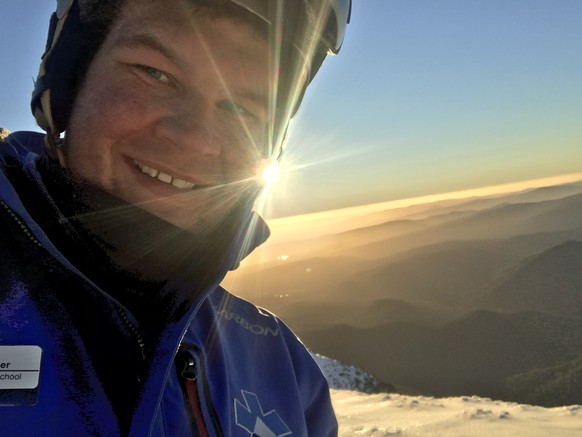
[281,325,339,436]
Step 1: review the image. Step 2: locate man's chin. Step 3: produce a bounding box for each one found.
[143,203,233,235]
[126,184,258,233]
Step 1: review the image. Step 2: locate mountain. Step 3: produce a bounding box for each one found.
[226,180,582,407]
[301,310,582,406]
[232,194,582,312]
[506,353,582,407]
[477,240,582,316]
[341,193,582,261]
[332,389,582,436]
[315,351,582,435]
[316,351,582,435]
[311,353,395,394]
[235,228,582,334]
[337,229,582,310]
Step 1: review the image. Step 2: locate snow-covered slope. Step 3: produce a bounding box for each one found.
[313,353,394,393]
[332,390,582,436]
[314,354,582,436]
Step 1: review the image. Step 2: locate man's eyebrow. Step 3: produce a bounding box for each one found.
[113,33,184,67]
[114,32,269,111]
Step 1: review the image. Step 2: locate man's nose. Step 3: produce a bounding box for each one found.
[155,101,221,158]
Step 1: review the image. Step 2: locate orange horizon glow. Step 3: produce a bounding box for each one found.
[272,172,582,220]
[261,172,582,244]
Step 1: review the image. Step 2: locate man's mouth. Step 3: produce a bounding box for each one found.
[133,160,196,189]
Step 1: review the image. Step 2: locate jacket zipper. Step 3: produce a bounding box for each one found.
[2,199,220,434]
[0,199,43,248]
[1,199,148,373]
[114,303,147,361]
[194,351,224,437]
[180,354,210,437]
[178,347,225,436]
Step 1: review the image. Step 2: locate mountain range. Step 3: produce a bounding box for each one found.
[314,354,582,436]
[225,180,582,407]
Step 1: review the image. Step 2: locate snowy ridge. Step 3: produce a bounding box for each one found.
[313,354,582,435]
[312,353,394,394]
[332,390,582,436]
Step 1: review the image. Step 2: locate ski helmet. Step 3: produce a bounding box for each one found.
[31,0,352,160]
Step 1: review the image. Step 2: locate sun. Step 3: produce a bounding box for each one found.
[258,159,281,187]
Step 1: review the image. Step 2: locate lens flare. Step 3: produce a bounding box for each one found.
[259,159,281,186]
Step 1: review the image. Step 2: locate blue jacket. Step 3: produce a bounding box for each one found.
[0,131,337,436]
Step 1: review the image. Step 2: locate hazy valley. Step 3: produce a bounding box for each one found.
[224,180,582,407]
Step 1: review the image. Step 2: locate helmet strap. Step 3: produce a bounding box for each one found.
[44,127,67,168]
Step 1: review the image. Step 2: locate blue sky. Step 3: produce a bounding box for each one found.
[1,1,581,218]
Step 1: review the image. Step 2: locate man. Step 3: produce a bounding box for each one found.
[0,0,351,435]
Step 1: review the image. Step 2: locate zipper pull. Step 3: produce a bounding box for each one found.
[179,351,197,381]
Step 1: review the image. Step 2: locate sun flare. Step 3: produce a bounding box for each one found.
[259,160,281,187]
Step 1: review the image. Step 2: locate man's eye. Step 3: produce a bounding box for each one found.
[141,66,170,83]
[218,100,254,117]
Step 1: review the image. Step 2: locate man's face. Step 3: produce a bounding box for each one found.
[64,0,271,232]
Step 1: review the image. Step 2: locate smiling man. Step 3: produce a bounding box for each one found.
[0,0,351,435]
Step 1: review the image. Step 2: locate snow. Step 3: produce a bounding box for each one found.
[332,390,582,436]
[312,353,393,394]
[314,353,582,436]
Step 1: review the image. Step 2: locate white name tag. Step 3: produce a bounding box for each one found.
[0,346,42,390]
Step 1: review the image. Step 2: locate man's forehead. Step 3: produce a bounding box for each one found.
[115,0,198,29]
[112,19,270,71]
[116,0,268,35]
[114,0,269,54]
[109,3,272,95]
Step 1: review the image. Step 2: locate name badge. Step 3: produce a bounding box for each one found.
[0,346,42,390]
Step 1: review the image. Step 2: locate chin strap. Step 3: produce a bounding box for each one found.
[44,126,67,168]
[38,87,66,166]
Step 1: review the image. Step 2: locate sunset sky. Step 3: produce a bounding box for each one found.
[1,1,581,218]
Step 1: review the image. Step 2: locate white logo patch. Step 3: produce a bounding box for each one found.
[234,390,291,436]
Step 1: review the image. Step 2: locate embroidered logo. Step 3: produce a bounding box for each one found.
[234,390,291,437]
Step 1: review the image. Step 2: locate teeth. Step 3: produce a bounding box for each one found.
[134,161,196,189]
[157,171,172,183]
[171,178,192,189]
